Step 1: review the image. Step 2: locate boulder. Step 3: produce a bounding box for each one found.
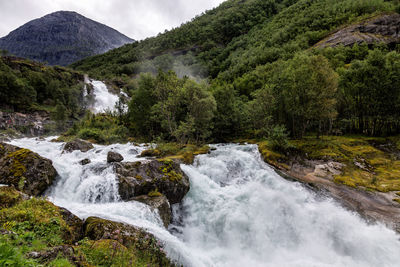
[83,217,173,266]
[79,158,91,165]
[63,139,94,153]
[0,143,58,196]
[107,151,124,163]
[132,195,171,228]
[115,159,190,204]
[59,207,84,243]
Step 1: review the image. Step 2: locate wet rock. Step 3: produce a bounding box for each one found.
[0,186,29,209]
[79,158,91,165]
[315,14,400,48]
[132,194,172,228]
[59,207,84,243]
[107,151,124,163]
[0,143,58,196]
[63,139,94,153]
[115,159,190,204]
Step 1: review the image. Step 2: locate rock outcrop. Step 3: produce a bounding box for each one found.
[115,159,190,204]
[132,195,172,228]
[63,139,94,153]
[0,143,58,196]
[315,13,400,48]
[107,151,124,163]
[0,111,51,137]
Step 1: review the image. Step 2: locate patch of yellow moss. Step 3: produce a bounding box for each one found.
[148,189,162,197]
[159,159,183,181]
[258,141,289,170]
[143,143,210,164]
[5,148,35,178]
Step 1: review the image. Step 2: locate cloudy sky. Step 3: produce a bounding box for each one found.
[0,0,226,40]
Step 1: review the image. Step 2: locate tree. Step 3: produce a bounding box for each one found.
[281,53,338,138]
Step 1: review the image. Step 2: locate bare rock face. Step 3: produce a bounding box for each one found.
[63,139,94,153]
[107,151,124,163]
[131,195,172,228]
[0,143,58,196]
[0,11,134,66]
[315,14,400,48]
[114,159,190,204]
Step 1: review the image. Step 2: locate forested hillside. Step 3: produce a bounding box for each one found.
[70,0,400,143]
[0,55,84,116]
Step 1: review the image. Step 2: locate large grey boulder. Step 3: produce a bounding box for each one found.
[63,139,94,153]
[114,159,190,205]
[107,151,124,163]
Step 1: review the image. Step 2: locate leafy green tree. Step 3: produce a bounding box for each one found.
[281,53,338,137]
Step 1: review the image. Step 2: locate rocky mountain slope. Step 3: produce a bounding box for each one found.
[0,11,134,66]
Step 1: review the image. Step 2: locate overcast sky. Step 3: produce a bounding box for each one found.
[0,0,226,40]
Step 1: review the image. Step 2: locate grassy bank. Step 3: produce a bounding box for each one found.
[258,135,400,196]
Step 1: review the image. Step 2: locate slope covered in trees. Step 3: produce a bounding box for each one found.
[69,0,400,143]
[0,55,84,116]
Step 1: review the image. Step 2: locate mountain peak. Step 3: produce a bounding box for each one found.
[0,11,134,66]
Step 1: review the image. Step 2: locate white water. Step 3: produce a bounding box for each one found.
[6,139,400,267]
[87,80,120,114]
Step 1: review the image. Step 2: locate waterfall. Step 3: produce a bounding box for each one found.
[86,80,120,114]
[7,139,400,267]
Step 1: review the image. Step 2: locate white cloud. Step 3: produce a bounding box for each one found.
[0,0,226,40]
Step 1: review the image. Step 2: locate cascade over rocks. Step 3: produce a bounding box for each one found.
[0,143,57,196]
[131,195,172,228]
[107,151,124,163]
[114,159,190,204]
[63,139,94,153]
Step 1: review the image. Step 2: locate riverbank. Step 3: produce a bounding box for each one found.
[257,135,400,232]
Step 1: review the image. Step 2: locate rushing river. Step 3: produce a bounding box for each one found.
[7,139,400,267]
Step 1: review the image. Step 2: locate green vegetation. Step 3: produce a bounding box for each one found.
[0,187,174,266]
[0,56,84,118]
[69,0,399,143]
[59,113,130,144]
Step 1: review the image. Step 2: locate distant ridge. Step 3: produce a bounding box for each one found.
[0,11,134,66]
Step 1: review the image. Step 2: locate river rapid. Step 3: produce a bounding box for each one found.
[7,138,400,267]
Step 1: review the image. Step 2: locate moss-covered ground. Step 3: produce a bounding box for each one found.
[141,142,210,164]
[0,187,176,266]
[258,135,400,193]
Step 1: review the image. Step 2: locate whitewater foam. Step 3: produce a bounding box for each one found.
[7,139,400,267]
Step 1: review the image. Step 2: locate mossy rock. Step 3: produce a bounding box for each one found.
[0,143,58,196]
[115,159,189,204]
[83,217,175,266]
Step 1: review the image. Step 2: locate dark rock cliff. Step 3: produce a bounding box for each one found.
[315,13,400,48]
[0,11,134,66]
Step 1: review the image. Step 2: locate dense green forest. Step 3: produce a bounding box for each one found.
[0,55,84,117]
[68,0,400,143]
